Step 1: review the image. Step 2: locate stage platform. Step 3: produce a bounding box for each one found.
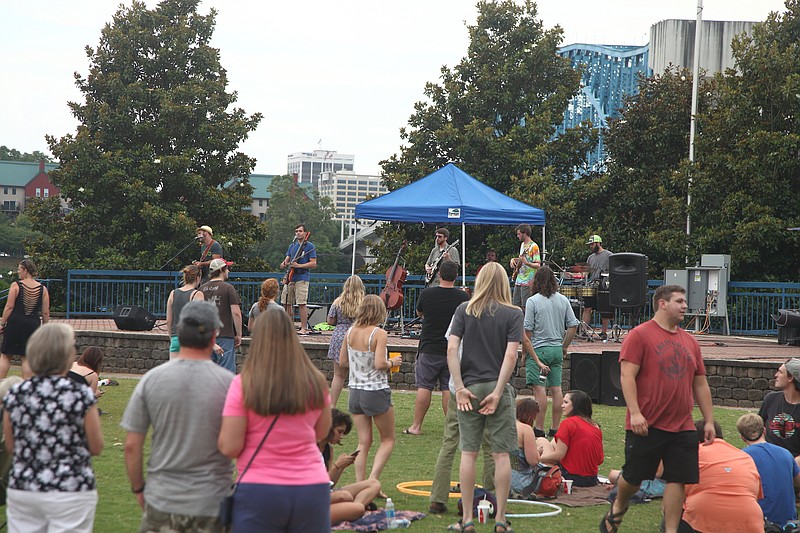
[52,318,798,363]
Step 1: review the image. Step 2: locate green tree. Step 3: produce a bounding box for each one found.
[0,213,42,256]
[254,176,348,273]
[377,0,595,275]
[0,146,54,163]
[687,3,800,280]
[26,0,264,278]
[583,67,714,276]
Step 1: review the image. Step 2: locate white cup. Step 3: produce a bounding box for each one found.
[477,500,491,524]
[563,479,573,494]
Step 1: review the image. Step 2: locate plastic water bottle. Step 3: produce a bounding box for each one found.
[393,518,411,528]
[385,498,397,529]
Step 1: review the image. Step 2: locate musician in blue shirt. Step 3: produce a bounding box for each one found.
[280,224,317,335]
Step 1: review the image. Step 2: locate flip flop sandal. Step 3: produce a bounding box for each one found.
[599,500,628,533]
[447,520,476,532]
[494,520,513,533]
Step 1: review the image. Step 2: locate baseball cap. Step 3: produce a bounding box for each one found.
[209,258,234,272]
[586,234,602,244]
[197,225,213,236]
[177,301,222,335]
[785,358,800,381]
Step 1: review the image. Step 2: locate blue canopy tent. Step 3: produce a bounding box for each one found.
[352,163,546,279]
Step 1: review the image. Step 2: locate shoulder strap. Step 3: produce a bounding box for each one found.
[234,414,280,488]
[368,326,380,347]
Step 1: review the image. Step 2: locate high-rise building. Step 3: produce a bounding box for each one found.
[318,170,387,224]
[287,150,354,188]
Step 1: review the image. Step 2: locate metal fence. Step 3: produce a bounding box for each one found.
[54,271,800,336]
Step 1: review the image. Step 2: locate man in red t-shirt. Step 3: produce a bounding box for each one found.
[600,285,715,533]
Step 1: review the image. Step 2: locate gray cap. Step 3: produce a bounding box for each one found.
[177,300,222,335]
[786,358,800,382]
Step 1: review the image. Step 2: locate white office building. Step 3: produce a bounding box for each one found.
[287,150,354,188]
[318,170,387,222]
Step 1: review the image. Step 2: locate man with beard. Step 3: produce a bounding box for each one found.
[582,234,612,340]
[758,358,800,466]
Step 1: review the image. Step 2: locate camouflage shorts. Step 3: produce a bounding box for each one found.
[139,504,229,533]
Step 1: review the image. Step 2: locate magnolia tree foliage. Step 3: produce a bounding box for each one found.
[27,0,265,276]
[589,2,800,281]
[376,0,595,275]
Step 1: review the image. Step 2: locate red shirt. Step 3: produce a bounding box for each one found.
[620,320,705,433]
[555,416,604,477]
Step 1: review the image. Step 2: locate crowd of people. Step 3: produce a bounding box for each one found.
[1,229,800,533]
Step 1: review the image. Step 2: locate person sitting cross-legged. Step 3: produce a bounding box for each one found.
[537,390,603,487]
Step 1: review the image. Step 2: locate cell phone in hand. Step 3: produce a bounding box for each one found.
[350,449,360,457]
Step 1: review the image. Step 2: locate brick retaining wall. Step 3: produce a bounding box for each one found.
[1,331,778,409]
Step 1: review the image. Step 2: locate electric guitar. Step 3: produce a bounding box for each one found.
[424,239,460,286]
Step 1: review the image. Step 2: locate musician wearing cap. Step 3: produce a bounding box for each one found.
[280,224,317,335]
[424,228,460,288]
[510,224,541,310]
[193,225,223,283]
[583,234,613,340]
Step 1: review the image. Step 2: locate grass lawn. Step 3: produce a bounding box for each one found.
[64,379,755,532]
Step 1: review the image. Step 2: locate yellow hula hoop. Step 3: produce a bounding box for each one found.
[396,481,482,498]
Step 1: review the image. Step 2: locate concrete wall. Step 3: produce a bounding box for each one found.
[649,19,756,75]
[2,330,776,409]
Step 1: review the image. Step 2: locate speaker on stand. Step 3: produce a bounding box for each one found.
[569,353,601,403]
[113,305,157,331]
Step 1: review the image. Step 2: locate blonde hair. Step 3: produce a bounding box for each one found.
[354,294,387,327]
[332,275,365,319]
[466,262,514,318]
[258,278,280,311]
[736,413,765,442]
[26,323,75,376]
[242,308,327,416]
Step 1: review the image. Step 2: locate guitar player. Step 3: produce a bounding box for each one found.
[280,224,317,335]
[509,223,541,311]
[424,228,460,288]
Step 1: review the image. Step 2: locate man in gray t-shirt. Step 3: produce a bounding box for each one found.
[524,266,579,437]
[584,234,613,338]
[122,301,234,532]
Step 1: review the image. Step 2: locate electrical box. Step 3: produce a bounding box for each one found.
[686,267,727,317]
[700,254,731,282]
[664,269,688,289]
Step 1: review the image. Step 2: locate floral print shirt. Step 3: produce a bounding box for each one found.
[4,375,97,492]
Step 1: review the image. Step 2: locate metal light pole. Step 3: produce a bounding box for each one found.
[687,0,703,263]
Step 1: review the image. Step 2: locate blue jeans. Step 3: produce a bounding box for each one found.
[233,483,330,533]
[213,337,236,373]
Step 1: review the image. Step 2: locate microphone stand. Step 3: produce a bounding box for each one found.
[160,238,201,271]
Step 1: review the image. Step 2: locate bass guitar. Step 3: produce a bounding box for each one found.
[282,231,312,285]
[380,240,408,311]
[424,239,460,286]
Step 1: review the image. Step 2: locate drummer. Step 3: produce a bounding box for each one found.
[583,235,613,339]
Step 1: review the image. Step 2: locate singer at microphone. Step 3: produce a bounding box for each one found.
[193,225,224,283]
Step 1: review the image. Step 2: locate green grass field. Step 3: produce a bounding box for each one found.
[77,378,758,532]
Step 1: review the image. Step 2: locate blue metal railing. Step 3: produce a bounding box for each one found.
[64,270,438,322]
[62,270,800,336]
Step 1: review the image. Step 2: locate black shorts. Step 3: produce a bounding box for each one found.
[621,428,699,486]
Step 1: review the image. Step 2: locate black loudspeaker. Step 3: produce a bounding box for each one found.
[570,353,600,403]
[609,253,648,308]
[113,305,156,331]
[600,351,626,406]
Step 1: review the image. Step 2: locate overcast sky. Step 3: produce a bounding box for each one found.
[1,0,787,175]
